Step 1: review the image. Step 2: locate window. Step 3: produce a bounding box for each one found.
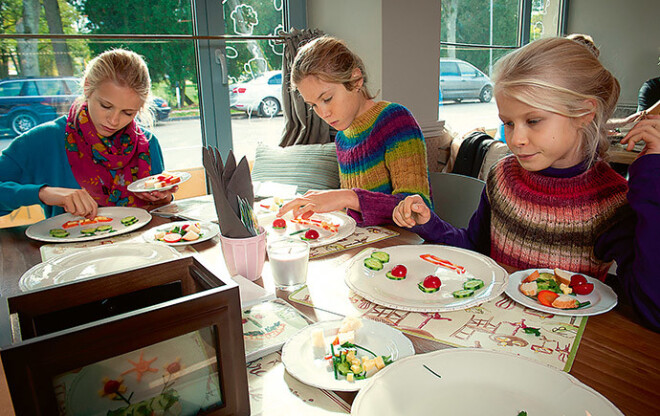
[440,0,568,137]
[0,0,300,170]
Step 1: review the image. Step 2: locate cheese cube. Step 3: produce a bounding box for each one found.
[346,373,354,382]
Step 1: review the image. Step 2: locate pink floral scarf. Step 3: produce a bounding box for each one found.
[65,104,152,207]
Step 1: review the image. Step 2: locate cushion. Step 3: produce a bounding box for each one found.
[251,142,340,193]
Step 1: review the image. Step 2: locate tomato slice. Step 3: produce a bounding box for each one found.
[422,275,442,289]
[570,274,588,287]
[537,290,560,307]
[391,265,407,278]
[272,218,286,229]
[572,282,594,295]
[304,229,319,240]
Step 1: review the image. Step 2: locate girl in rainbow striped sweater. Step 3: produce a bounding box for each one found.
[394,38,660,331]
[277,36,431,226]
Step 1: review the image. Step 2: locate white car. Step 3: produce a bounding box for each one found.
[229,70,283,117]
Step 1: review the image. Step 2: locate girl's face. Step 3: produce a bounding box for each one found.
[497,93,587,170]
[296,72,370,131]
[86,81,143,137]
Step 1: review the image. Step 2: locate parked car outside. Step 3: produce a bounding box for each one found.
[0,76,80,136]
[151,96,171,121]
[229,70,282,117]
[439,58,493,103]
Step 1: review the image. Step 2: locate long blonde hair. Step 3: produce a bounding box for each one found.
[493,37,619,166]
[73,49,154,128]
[291,36,374,99]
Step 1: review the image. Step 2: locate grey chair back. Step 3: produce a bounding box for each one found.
[430,172,485,229]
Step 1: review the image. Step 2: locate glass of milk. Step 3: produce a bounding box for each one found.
[266,237,310,290]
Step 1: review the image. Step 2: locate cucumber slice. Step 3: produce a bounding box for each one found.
[418,282,440,293]
[49,229,69,238]
[452,289,475,298]
[121,216,138,226]
[364,257,383,271]
[80,227,97,235]
[371,251,390,263]
[96,225,113,232]
[386,271,406,280]
[337,361,351,376]
[463,279,484,291]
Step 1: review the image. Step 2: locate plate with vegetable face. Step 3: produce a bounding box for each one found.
[142,220,220,246]
[19,242,182,292]
[25,207,151,243]
[352,349,623,416]
[505,268,617,316]
[345,245,508,313]
[281,318,414,392]
[261,211,356,248]
[127,171,191,193]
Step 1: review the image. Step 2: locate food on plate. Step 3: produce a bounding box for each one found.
[143,172,181,189]
[518,269,593,310]
[272,218,287,229]
[49,228,70,238]
[259,197,286,212]
[363,251,390,271]
[121,216,138,226]
[317,317,393,382]
[154,223,203,243]
[291,217,340,233]
[62,215,113,229]
[386,265,408,280]
[419,254,466,274]
[418,275,441,293]
[301,229,320,241]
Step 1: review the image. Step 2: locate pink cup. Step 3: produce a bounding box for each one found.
[219,227,266,281]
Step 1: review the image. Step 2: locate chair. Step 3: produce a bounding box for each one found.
[429,172,485,229]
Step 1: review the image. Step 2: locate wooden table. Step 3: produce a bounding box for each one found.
[1,215,659,415]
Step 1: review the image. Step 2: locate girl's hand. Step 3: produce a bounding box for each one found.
[621,114,660,158]
[133,186,178,203]
[277,189,359,219]
[393,195,431,228]
[38,186,98,219]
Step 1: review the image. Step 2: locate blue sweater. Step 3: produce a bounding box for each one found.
[0,116,165,218]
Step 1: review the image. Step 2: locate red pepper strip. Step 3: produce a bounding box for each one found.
[419,254,466,274]
[259,204,270,209]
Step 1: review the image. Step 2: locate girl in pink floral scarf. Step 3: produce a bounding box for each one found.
[38,49,176,218]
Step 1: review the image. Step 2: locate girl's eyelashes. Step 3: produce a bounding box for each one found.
[527,118,541,125]
[101,103,111,109]
[323,97,332,103]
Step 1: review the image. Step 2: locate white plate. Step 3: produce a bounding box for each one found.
[505,268,618,316]
[19,242,182,292]
[25,207,151,243]
[142,220,220,246]
[261,211,356,248]
[281,318,414,392]
[352,349,623,416]
[345,245,508,313]
[127,171,191,192]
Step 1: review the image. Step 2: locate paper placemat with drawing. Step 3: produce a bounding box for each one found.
[309,226,399,259]
[287,288,587,372]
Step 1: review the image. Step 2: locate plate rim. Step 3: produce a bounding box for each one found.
[18,242,182,292]
[352,348,623,416]
[127,171,192,193]
[344,245,509,313]
[25,206,152,243]
[281,318,415,392]
[142,220,220,246]
[504,268,618,317]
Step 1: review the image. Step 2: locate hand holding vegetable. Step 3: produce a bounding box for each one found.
[38,186,98,219]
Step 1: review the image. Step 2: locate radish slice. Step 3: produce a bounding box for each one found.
[163,233,182,243]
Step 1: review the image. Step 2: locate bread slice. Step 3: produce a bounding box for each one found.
[551,294,578,309]
[519,281,538,296]
[553,268,572,286]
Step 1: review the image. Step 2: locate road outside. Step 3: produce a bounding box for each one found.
[0,102,500,166]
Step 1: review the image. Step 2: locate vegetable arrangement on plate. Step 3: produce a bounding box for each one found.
[48,215,135,238]
[153,223,203,243]
[518,268,593,309]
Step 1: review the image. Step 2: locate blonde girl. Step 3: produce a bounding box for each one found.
[278,36,431,226]
[393,37,660,331]
[0,49,175,219]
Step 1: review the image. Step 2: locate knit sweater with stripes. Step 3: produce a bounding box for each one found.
[487,155,629,280]
[335,101,431,208]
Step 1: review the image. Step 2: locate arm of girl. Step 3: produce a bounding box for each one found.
[277,189,360,219]
[38,186,98,219]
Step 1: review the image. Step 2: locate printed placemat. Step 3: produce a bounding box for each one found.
[288,287,587,373]
[246,351,350,415]
[242,299,313,362]
[309,226,399,259]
